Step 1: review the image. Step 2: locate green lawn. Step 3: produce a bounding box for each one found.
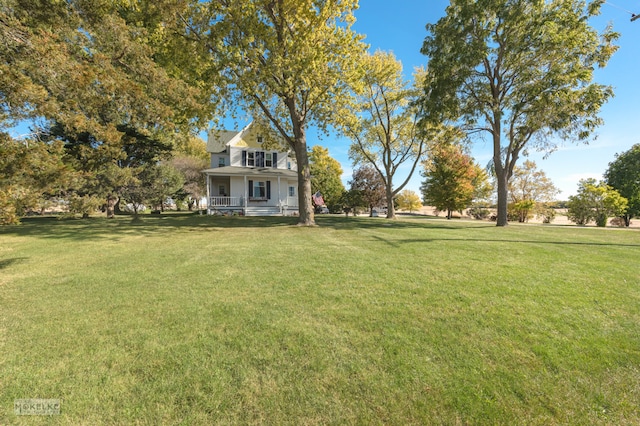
[1,214,639,425]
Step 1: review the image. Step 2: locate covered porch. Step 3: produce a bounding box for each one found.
[203,166,299,216]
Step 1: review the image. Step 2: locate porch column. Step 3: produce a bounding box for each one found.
[277,176,282,215]
[206,173,210,213]
[243,175,247,215]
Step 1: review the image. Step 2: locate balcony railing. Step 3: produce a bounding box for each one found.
[209,196,243,207]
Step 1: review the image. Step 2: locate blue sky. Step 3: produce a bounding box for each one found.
[308,0,640,199]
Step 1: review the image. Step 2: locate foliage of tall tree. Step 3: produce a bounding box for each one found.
[43,122,173,217]
[2,1,217,219]
[567,178,627,226]
[0,134,71,224]
[120,163,183,219]
[339,51,429,219]
[421,142,480,219]
[471,165,494,206]
[180,0,366,225]
[349,164,387,216]
[420,0,618,226]
[1,1,212,139]
[309,146,345,210]
[508,160,560,222]
[604,143,640,226]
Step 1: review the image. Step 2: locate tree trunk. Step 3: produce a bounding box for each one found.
[106,194,117,219]
[386,186,396,219]
[495,171,509,226]
[113,197,122,215]
[292,129,315,226]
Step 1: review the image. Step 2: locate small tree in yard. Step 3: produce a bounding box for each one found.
[171,156,208,210]
[349,164,387,217]
[121,164,183,219]
[309,146,345,210]
[567,179,627,226]
[421,142,479,219]
[396,190,422,214]
[508,160,560,222]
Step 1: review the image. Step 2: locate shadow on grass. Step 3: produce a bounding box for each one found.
[370,234,640,248]
[0,257,29,270]
[0,213,478,241]
[0,213,311,241]
[3,214,637,249]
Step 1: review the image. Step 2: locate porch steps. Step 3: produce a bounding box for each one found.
[244,206,282,216]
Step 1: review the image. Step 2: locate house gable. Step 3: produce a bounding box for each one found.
[207,121,295,171]
[233,123,269,149]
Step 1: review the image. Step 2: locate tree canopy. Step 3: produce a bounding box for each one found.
[395,190,422,214]
[1,0,212,141]
[567,178,627,227]
[420,0,618,226]
[604,143,640,226]
[421,141,480,219]
[508,160,560,222]
[349,164,387,216]
[338,51,430,219]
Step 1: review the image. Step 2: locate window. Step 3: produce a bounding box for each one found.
[249,180,271,200]
[244,150,277,168]
[254,181,266,198]
[255,151,265,168]
[257,135,264,144]
[289,186,295,197]
[218,157,225,167]
[218,185,226,196]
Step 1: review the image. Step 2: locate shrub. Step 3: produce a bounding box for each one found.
[536,204,556,224]
[468,206,490,220]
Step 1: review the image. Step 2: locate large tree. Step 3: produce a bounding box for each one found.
[180,0,366,225]
[604,143,640,226]
[2,1,215,219]
[420,0,618,226]
[309,146,345,210]
[339,51,429,219]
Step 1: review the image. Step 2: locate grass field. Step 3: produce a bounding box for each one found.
[1,213,639,425]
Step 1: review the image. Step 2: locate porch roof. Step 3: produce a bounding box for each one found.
[202,166,298,179]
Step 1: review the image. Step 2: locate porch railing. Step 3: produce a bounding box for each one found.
[209,196,243,207]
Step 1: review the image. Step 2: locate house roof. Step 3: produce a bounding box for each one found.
[207,121,260,153]
[207,130,237,153]
[202,166,298,179]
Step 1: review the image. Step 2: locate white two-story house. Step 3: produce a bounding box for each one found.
[203,122,299,216]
